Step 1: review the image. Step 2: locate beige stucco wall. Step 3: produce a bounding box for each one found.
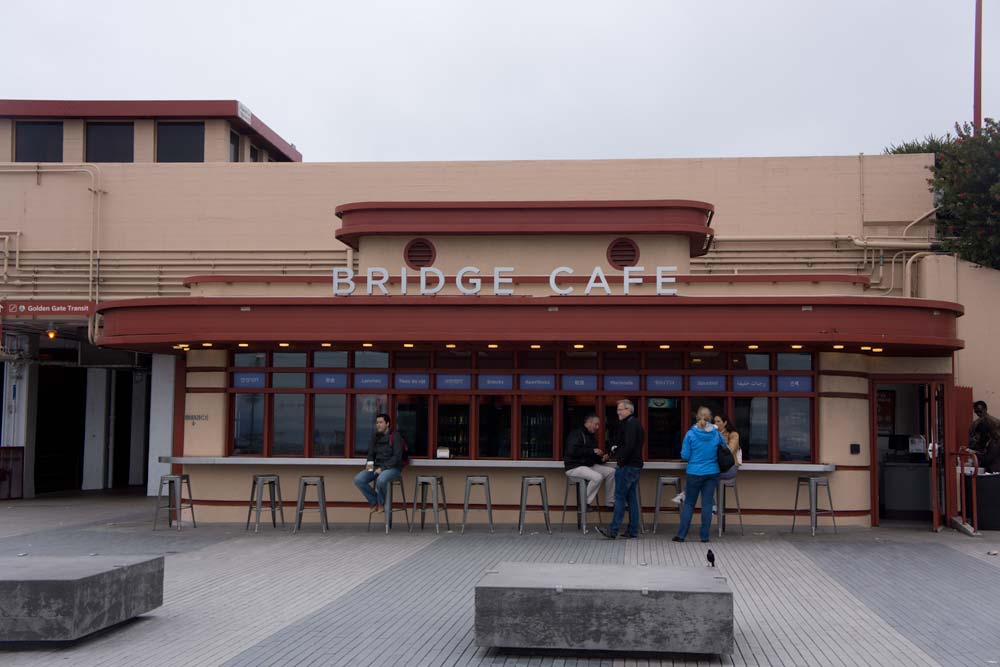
[919,255,1000,406]
[0,119,12,161]
[134,120,154,162]
[63,120,84,162]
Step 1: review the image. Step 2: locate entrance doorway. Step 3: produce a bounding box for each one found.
[35,365,88,493]
[872,379,949,529]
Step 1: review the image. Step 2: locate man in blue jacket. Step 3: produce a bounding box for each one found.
[673,406,724,543]
[596,399,644,540]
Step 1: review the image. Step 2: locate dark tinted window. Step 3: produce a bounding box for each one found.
[15,122,63,162]
[86,123,134,162]
[250,145,259,162]
[229,131,240,162]
[156,122,204,162]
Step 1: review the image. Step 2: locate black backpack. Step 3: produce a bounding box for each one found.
[717,439,736,473]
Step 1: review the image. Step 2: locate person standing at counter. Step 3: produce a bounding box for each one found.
[969,401,1000,473]
[673,406,725,543]
[564,414,615,509]
[596,400,645,540]
[353,413,405,513]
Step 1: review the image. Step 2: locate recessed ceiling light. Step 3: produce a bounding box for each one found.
[832,344,845,350]
[201,342,213,347]
[278,343,290,348]
[872,347,884,353]
[403,343,414,348]
[362,343,373,348]
[487,344,499,349]
[530,344,541,350]
[321,343,332,348]
[573,344,585,349]
[692,358,702,363]
[658,344,671,350]
[445,343,457,349]
[238,343,249,348]
[616,344,628,349]
[703,344,714,350]
[860,346,872,351]
[790,344,803,350]
[747,344,759,350]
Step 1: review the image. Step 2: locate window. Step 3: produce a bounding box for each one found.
[15,121,62,162]
[354,394,388,456]
[521,398,554,459]
[354,351,389,368]
[778,397,812,461]
[156,122,204,162]
[777,353,812,370]
[647,397,682,459]
[731,353,770,370]
[395,394,428,458]
[86,123,133,162]
[313,395,346,456]
[689,350,726,370]
[478,396,511,457]
[229,131,241,162]
[438,398,470,457]
[314,350,348,367]
[272,394,305,455]
[234,352,266,367]
[233,393,265,455]
[734,397,769,461]
[250,145,259,162]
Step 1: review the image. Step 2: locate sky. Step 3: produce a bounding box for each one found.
[1,0,996,162]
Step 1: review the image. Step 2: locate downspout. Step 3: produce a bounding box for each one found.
[904,251,938,298]
[0,164,104,343]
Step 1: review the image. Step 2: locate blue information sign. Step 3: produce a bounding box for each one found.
[647,375,683,392]
[233,372,265,389]
[733,375,770,392]
[395,373,430,390]
[354,373,388,390]
[312,373,347,389]
[690,375,726,391]
[520,375,555,391]
[478,374,513,391]
[777,376,812,392]
[604,375,640,391]
[562,375,598,391]
[437,374,472,391]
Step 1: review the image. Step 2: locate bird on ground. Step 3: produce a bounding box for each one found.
[707,549,715,567]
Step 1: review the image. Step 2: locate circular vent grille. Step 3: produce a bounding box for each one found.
[404,238,436,269]
[607,237,639,269]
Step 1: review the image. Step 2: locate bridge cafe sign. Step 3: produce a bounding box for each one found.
[332,265,678,296]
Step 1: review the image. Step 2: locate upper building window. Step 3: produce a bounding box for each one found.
[250,145,260,162]
[15,121,63,162]
[156,122,204,162]
[229,131,240,162]
[86,122,134,162]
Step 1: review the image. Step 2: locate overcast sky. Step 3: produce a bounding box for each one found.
[1,0,996,162]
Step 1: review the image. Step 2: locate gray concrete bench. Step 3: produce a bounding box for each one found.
[475,561,733,655]
[0,555,164,644]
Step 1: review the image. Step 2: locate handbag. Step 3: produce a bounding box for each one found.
[717,442,736,473]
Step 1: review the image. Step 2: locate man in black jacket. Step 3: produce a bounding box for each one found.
[596,399,645,539]
[353,413,405,512]
[564,414,615,509]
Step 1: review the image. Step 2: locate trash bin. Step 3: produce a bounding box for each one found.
[964,473,1000,531]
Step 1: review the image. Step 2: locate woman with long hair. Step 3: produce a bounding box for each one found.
[714,412,742,481]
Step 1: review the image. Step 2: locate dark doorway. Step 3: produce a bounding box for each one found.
[34,366,88,493]
[111,370,135,488]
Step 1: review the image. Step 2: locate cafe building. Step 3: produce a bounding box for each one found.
[2,100,999,531]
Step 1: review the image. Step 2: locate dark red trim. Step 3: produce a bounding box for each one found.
[185,387,226,393]
[835,465,872,471]
[819,370,870,379]
[0,99,301,161]
[186,366,227,372]
[172,356,186,472]
[334,200,715,257]
[182,273,872,287]
[817,392,869,400]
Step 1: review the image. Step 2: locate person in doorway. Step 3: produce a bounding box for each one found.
[673,406,724,543]
[564,414,615,510]
[969,401,1000,473]
[595,400,645,540]
[353,413,404,513]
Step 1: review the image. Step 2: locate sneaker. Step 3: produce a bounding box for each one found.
[622,533,638,540]
[712,504,717,515]
[594,526,617,540]
[672,492,685,505]
[671,536,685,542]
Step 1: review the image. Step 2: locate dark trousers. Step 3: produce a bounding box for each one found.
[608,466,642,537]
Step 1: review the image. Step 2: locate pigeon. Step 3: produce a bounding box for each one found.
[706,549,715,567]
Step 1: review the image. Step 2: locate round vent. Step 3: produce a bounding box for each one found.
[607,237,639,269]
[404,238,436,269]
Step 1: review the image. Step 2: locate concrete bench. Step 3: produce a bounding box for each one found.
[0,555,164,644]
[475,561,733,655]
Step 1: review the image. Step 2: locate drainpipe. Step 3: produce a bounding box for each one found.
[0,164,105,344]
[902,207,939,237]
[904,251,939,298]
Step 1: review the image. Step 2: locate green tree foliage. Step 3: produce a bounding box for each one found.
[886,120,1000,269]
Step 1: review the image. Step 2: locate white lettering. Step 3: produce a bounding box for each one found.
[493,267,514,296]
[623,266,644,295]
[456,266,483,295]
[333,267,356,295]
[656,265,678,296]
[366,267,390,295]
[549,266,574,295]
[400,266,408,295]
[420,267,445,295]
[584,266,611,295]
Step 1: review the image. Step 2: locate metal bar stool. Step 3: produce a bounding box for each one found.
[245,474,286,533]
[792,476,837,536]
[293,475,329,533]
[153,474,196,531]
[461,475,494,534]
[652,475,681,534]
[518,476,551,535]
[718,477,745,537]
[560,477,599,534]
[368,476,410,534]
[411,475,451,534]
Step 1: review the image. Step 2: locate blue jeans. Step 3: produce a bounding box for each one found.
[676,473,720,542]
[608,466,642,537]
[353,468,401,507]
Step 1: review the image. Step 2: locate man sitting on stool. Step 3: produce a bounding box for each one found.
[353,413,404,513]
[564,414,615,511]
